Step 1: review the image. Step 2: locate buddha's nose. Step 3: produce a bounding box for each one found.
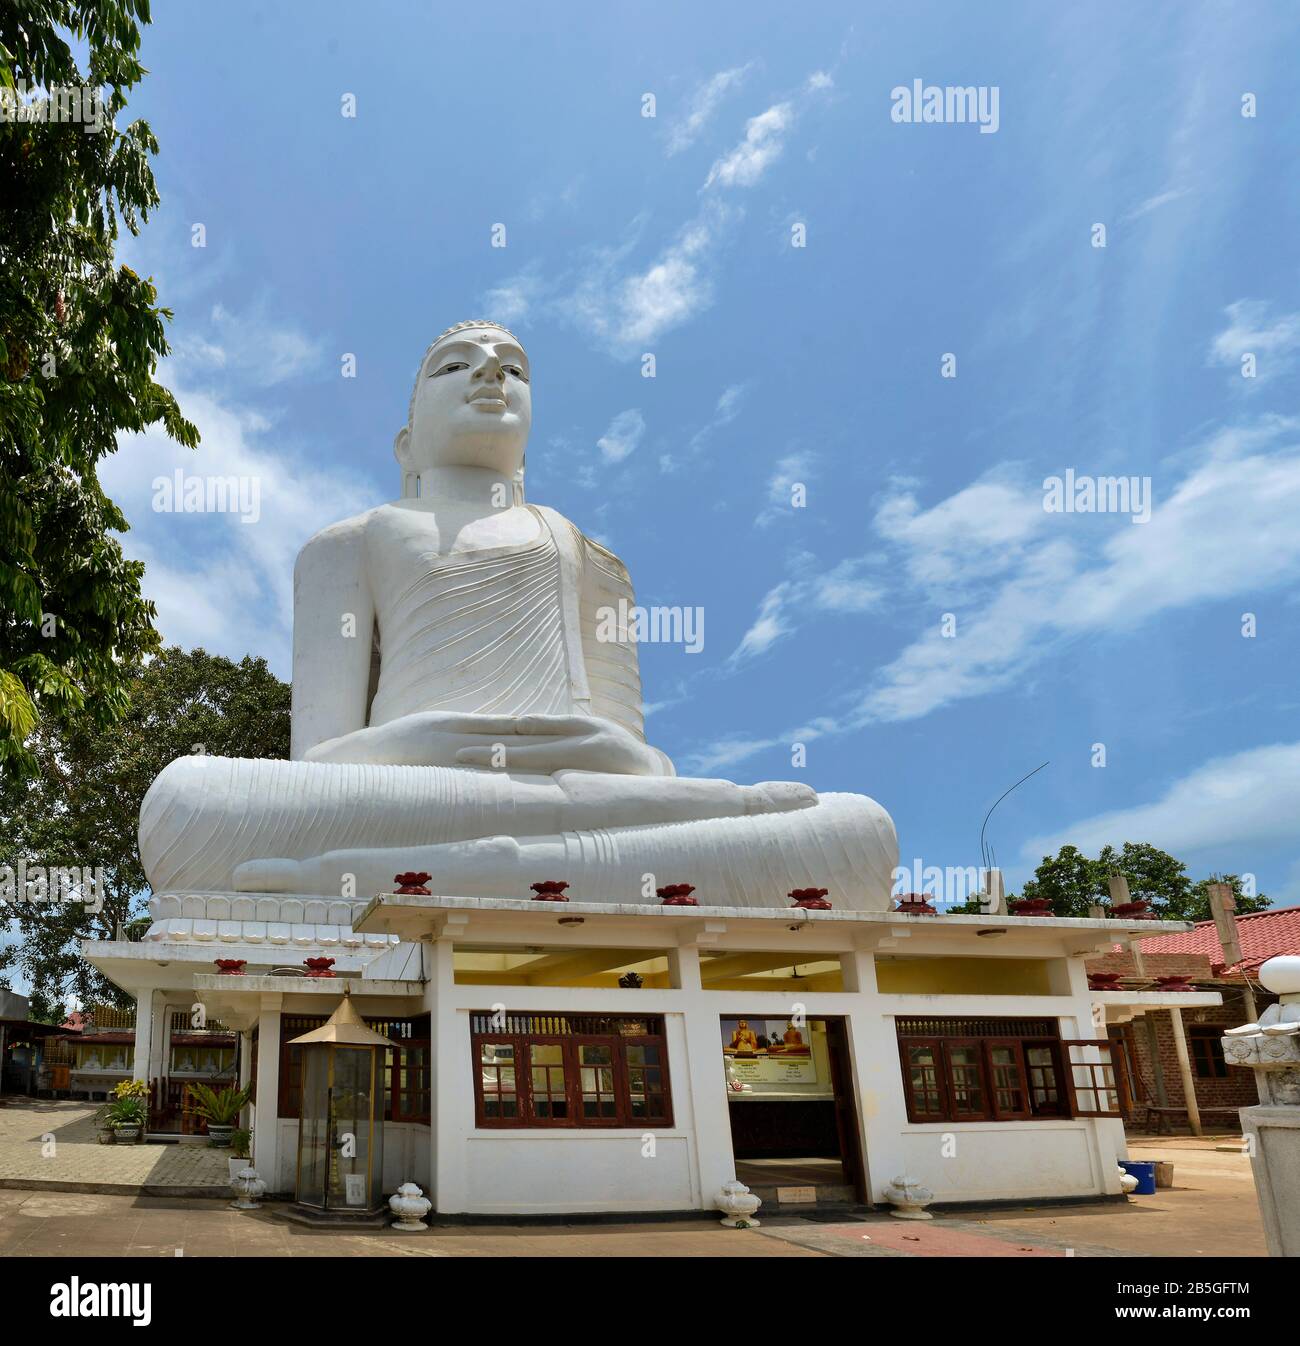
[475,359,505,384]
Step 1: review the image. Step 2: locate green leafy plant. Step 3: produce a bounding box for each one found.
[0,1,199,779]
[0,647,289,1014]
[230,1128,251,1159]
[106,1096,144,1128]
[186,1082,251,1127]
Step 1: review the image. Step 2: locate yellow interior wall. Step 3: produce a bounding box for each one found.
[454,969,674,989]
[874,956,1056,995]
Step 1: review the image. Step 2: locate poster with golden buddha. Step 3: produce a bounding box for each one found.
[720,1019,818,1084]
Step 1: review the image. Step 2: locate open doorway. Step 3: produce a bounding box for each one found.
[721,1015,865,1204]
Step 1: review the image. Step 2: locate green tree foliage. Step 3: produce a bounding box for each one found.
[1018,842,1271,922]
[0,648,290,1017]
[1180,872,1271,925]
[0,2,197,775]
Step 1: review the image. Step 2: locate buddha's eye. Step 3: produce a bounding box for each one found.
[431,361,468,377]
[504,365,528,382]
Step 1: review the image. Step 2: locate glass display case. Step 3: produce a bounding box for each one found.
[288,991,396,1215]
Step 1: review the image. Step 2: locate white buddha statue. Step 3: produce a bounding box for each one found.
[139,322,896,908]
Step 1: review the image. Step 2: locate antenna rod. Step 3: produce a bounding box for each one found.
[979,761,1050,874]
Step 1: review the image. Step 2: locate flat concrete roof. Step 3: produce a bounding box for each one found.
[354,892,1193,953]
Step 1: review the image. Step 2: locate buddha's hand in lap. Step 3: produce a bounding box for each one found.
[304,711,673,777]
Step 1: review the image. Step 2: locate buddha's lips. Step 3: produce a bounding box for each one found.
[468,389,507,405]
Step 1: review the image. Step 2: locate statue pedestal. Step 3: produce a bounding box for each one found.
[1220,956,1300,1258]
[1239,1103,1300,1257]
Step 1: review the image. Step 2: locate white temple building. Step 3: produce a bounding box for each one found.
[82,321,1208,1216]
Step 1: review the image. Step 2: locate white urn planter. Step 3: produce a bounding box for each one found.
[716,1180,762,1228]
[230,1167,266,1210]
[883,1175,934,1220]
[389,1182,432,1231]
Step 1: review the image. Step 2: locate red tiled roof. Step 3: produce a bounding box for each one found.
[1137,906,1300,977]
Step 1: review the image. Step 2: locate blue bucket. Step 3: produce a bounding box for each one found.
[1119,1160,1157,1195]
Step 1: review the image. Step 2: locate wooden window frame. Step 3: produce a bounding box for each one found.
[1060,1039,1123,1118]
[470,1015,673,1130]
[277,1014,430,1123]
[1189,1026,1228,1080]
[984,1038,1034,1121]
[898,1036,949,1122]
[897,1018,1078,1124]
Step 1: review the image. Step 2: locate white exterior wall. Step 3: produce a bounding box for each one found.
[84,907,1144,1215]
[421,939,1125,1214]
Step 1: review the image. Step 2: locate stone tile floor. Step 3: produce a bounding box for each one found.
[0,1099,229,1193]
[0,1103,1268,1257]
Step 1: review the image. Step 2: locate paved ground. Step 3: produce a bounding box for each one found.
[0,1102,1266,1256]
[0,1099,229,1194]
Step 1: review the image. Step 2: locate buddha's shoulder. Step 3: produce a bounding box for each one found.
[294,504,393,567]
[531,505,629,575]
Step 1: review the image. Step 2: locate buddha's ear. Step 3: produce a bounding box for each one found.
[393,425,411,466]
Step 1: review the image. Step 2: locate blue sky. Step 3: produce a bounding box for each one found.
[100,2,1300,905]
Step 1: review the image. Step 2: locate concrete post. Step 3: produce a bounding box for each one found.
[238,1030,253,1129]
[1167,1006,1202,1135]
[673,942,737,1208]
[253,994,283,1191]
[428,938,464,1212]
[131,989,153,1085]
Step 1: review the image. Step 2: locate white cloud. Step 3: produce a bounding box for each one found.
[731,581,796,662]
[482,270,544,325]
[667,65,752,156]
[596,408,646,464]
[755,450,817,526]
[564,203,731,353]
[704,101,794,190]
[1022,742,1300,862]
[199,303,324,387]
[874,472,1051,589]
[1209,300,1300,384]
[102,374,376,672]
[680,733,786,776]
[1123,186,1191,222]
[727,550,883,663]
[860,421,1300,723]
[812,557,885,613]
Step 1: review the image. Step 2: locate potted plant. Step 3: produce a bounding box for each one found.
[94,1102,116,1145]
[186,1082,253,1147]
[108,1080,149,1143]
[106,1096,146,1142]
[228,1127,253,1181]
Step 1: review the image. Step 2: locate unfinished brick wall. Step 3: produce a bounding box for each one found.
[1122,992,1261,1113]
[1088,949,1271,1120]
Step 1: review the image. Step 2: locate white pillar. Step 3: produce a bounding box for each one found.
[253,994,283,1190]
[238,1030,253,1128]
[845,950,909,1203]
[674,942,737,1207]
[428,938,465,1212]
[147,994,168,1083]
[131,989,153,1084]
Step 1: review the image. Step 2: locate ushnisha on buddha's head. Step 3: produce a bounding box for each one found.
[394,321,531,481]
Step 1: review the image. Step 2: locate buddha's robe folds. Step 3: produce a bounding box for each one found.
[138,507,898,910]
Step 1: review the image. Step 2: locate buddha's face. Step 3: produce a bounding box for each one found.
[402,325,531,475]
